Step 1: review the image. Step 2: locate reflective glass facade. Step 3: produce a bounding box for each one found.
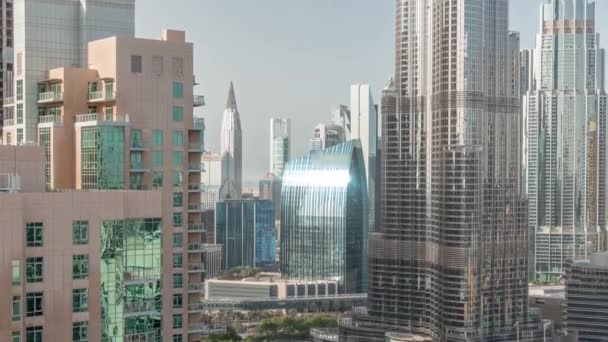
[280,140,368,294]
[215,199,275,270]
[101,218,162,342]
[81,126,125,189]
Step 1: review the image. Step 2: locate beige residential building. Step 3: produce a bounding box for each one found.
[1,29,207,342]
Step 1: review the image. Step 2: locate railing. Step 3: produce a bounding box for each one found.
[310,328,339,342]
[130,163,149,172]
[188,143,202,151]
[193,95,205,107]
[75,112,128,123]
[188,164,202,172]
[3,118,14,126]
[130,141,147,150]
[124,300,159,314]
[188,244,205,252]
[37,91,63,102]
[188,224,205,232]
[188,203,204,211]
[188,263,205,272]
[3,96,14,106]
[188,183,202,191]
[124,266,159,283]
[89,90,116,102]
[188,283,204,292]
[38,115,62,124]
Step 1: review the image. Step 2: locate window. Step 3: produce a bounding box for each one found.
[172,57,184,78]
[173,213,183,227]
[73,321,88,342]
[12,260,21,286]
[152,129,163,145]
[173,294,183,308]
[173,152,183,169]
[131,129,143,148]
[173,172,183,186]
[26,292,43,317]
[152,151,163,168]
[26,223,43,247]
[173,273,183,289]
[72,221,89,245]
[26,326,43,342]
[152,56,163,76]
[26,257,43,283]
[173,192,183,207]
[16,104,23,125]
[153,171,163,187]
[173,130,184,146]
[72,288,88,313]
[172,106,183,122]
[131,55,142,73]
[12,296,21,321]
[73,255,89,280]
[173,314,183,329]
[172,253,183,268]
[104,107,113,121]
[17,128,23,144]
[16,80,23,101]
[172,233,183,248]
[172,82,184,98]
[12,331,20,342]
[173,335,183,342]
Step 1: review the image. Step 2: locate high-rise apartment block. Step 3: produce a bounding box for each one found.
[524,0,607,281]
[219,82,242,200]
[340,0,527,340]
[1,29,207,341]
[3,0,135,145]
[281,140,368,294]
[0,0,13,137]
[269,118,290,177]
[564,253,608,341]
[215,198,276,270]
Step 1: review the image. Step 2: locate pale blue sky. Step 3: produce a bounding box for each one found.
[136,0,608,185]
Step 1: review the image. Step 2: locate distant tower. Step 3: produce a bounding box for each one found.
[269,118,290,177]
[331,105,351,139]
[220,82,242,199]
[308,122,345,152]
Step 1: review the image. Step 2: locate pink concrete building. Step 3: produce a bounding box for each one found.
[1,29,207,342]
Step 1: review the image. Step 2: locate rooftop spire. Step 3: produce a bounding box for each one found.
[226,81,238,111]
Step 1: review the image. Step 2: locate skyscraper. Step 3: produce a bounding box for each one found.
[340,0,527,340]
[219,82,242,199]
[2,0,134,144]
[280,140,368,294]
[308,122,345,152]
[525,0,607,281]
[0,0,14,139]
[269,117,290,177]
[332,104,351,139]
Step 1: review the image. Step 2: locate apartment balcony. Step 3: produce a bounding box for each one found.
[130,163,150,173]
[187,203,205,212]
[193,95,205,107]
[188,164,202,172]
[37,91,63,104]
[188,263,205,273]
[188,224,205,232]
[188,243,205,253]
[124,300,159,317]
[130,141,149,151]
[75,112,129,126]
[3,96,14,107]
[188,283,204,293]
[88,90,116,103]
[188,183,202,192]
[188,143,202,152]
[37,115,63,126]
[193,117,205,130]
[188,323,227,335]
[3,118,14,126]
[188,303,204,313]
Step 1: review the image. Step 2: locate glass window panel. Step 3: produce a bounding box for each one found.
[72,288,89,313]
[152,129,163,146]
[25,292,43,317]
[172,273,183,289]
[172,253,183,268]
[173,192,183,207]
[12,259,21,286]
[26,326,42,342]
[73,255,89,280]
[172,82,184,98]
[12,296,20,321]
[172,106,183,122]
[72,221,89,245]
[26,257,43,283]
[26,223,43,247]
[73,321,88,342]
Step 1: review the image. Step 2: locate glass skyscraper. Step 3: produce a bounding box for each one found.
[280,140,368,294]
[215,199,276,270]
[270,118,290,177]
[524,0,607,281]
[340,0,527,340]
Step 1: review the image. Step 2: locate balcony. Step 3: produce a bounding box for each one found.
[3,118,14,126]
[193,117,205,130]
[130,141,148,151]
[124,300,159,317]
[187,203,204,212]
[188,283,204,293]
[37,91,63,104]
[188,243,205,253]
[188,143,202,152]
[188,164,202,173]
[188,263,205,273]
[3,96,14,107]
[130,163,150,173]
[188,224,205,232]
[88,90,116,103]
[75,112,129,125]
[188,303,204,313]
[193,95,205,107]
[188,183,202,192]
[188,323,227,335]
[38,115,62,125]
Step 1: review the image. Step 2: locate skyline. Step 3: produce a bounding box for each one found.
[136,0,608,185]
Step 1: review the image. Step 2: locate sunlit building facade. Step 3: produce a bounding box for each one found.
[280,140,368,294]
[269,118,290,177]
[308,122,345,152]
[525,0,607,281]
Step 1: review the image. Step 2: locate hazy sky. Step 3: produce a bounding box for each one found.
[136,0,608,185]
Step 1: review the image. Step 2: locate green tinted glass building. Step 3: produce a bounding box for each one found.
[81,126,126,189]
[280,140,368,293]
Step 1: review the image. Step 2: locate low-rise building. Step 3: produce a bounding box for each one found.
[205,276,339,301]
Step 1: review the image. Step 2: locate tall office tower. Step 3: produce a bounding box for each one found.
[201,151,222,210]
[219,82,242,199]
[2,0,134,145]
[340,0,527,340]
[564,253,608,341]
[281,140,368,294]
[269,117,290,177]
[520,49,534,96]
[215,198,276,270]
[350,83,378,231]
[308,122,345,151]
[332,104,351,139]
[2,29,206,341]
[259,172,282,221]
[525,0,607,281]
[0,0,13,138]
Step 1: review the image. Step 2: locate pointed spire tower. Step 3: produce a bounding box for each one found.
[220,81,243,199]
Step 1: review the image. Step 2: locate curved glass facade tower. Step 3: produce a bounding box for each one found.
[280,140,368,294]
